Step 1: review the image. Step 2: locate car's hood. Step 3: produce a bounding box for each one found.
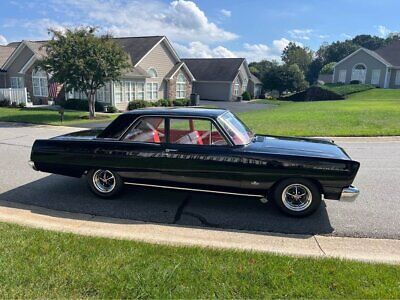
[244,135,351,160]
[52,129,104,140]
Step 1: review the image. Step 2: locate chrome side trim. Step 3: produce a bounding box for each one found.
[124,182,264,197]
[340,185,359,202]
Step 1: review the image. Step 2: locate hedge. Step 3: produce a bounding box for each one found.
[127,99,190,110]
[62,99,105,112]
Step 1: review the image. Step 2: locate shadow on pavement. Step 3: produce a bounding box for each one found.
[0,174,334,236]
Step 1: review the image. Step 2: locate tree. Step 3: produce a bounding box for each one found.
[262,62,308,94]
[316,40,359,65]
[306,57,324,84]
[351,34,386,50]
[281,42,313,75]
[41,27,130,119]
[320,62,336,75]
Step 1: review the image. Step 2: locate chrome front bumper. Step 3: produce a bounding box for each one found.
[340,185,359,202]
[28,160,37,171]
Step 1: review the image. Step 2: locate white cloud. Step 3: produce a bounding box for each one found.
[340,33,353,39]
[0,34,7,45]
[175,38,296,62]
[377,25,391,37]
[220,9,231,17]
[288,29,313,40]
[174,41,236,58]
[44,0,238,43]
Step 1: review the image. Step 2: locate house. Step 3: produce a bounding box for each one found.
[248,73,263,98]
[0,35,264,109]
[182,58,254,101]
[0,36,196,110]
[333,40,400,88]
[0,42,21,88]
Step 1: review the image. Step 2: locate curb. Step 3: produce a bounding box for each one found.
[1,200,399,265]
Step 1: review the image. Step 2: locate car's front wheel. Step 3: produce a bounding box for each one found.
[272,178,321,217]
[87,169,123,198]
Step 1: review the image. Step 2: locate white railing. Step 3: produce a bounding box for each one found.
[0,88,28,105]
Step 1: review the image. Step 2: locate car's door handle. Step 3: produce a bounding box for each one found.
[165,148,178,153]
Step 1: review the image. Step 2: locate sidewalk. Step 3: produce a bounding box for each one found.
[1,200,399,265]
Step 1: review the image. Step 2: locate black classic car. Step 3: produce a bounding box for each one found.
[30,107,360,216]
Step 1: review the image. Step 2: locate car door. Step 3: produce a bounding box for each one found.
[105,116,167,182]
[159,117,243,190]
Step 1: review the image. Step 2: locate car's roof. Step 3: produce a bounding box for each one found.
[124,107,228,118]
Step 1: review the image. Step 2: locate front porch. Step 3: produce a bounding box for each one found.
[0,88,30,106]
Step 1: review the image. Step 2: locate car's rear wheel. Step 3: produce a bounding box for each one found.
[272,178,321,217]
[87,169,123,198]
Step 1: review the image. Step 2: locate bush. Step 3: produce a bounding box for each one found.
[242,91,251,101]
[350,80,361,85]
[18,102,26,108]
[128,100,151,110]
[172,98,190,106]
[156,99,173,107]
[10,101,17,108]
[62,99,104,112]
[280,86,345,102]
[105,106,118,113]
[0,99,10,107]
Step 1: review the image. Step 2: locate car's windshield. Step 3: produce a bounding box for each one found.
[218,112,254,145]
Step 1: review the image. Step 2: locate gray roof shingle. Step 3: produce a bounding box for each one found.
[182,58,245,82]
[0,43,20,69]
[374,40,400,67]
[114,36,164,66]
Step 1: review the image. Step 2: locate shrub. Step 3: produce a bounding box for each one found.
[156,99,173,107]
[242,91,251,101]
[172,98,190,106]
[350,80,361,85]
[105,106,118,113]
[62,99,104,112]
[280,86,344,102]
[10,101,17,108]
[128,100,151,110]
[0,99,10,107]
[18,102,26,108]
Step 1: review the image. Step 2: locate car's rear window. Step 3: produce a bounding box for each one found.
[97,114,136,139]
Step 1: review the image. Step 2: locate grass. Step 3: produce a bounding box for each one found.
[239,89,400,136]
[321,83,376,96]
[0,107,118,126]
[0,222,399,298]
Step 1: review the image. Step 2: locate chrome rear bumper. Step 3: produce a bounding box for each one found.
[28,160,37,171]
[340,185,359,202]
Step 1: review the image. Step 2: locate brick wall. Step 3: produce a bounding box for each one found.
[167,69,193,100]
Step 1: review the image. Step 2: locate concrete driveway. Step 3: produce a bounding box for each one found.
[1,122,399,240]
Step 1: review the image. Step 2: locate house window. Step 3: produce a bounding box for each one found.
[176,73,186,99]
[396,70,400,86]
[233,78,240,96]
[114,82,123,103]
[146,83,158,100]
[148,68,158,78]
[136,82,145,100]
[10,77,24,88]
[96,83,111,103]
[32,69,48,97]
[371,69,381,85]
[242,79,248,93]
[338,70,347,83]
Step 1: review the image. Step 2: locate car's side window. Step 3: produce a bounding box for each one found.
[123,117,166,143]
[169,118,228,146]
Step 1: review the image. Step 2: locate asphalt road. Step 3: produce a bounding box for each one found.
[1,122,399,239]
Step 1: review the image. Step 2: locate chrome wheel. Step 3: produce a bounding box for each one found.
[281,184,312,212]
[92,169,116,193]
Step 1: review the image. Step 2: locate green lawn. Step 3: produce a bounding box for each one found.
[0,223,399,298]
[0,107,118,126]
[240,89,400,136]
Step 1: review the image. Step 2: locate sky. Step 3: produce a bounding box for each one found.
[0,0,399,62]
